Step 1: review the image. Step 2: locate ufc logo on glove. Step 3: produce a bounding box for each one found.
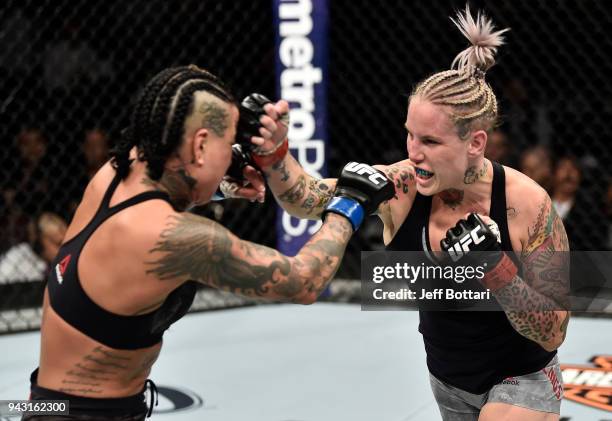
[447,226,486,262]
[344,162,387,185]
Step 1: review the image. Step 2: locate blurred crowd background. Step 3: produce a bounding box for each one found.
[1,0,611,326]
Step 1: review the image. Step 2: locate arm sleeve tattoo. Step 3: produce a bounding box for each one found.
[146,212,352,303]
[493,193,571,351]
[264,154,336,219]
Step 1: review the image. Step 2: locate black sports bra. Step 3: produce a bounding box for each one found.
[47,171,197,350]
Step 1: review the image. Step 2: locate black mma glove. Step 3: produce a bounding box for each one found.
[226,144,254,180]
[214,94,273,199]
[322,162,395,232]
[236,93,271,151]
[228,93,273,180]
[214,93,288,200]
[236,93,289,169]
[440,213,518,291]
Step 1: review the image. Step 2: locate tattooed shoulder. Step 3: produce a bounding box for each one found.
[378,163,415,200]
[518,189,570,308]
[506,206,519,219]
[521,188,570,260]
[146,213,232,283]
[145,212,295,298]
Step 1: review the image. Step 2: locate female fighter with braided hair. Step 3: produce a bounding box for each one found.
[26,65,393,419]
[257,7,569,421]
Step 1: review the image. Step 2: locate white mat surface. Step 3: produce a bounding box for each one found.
[0,303,609,420]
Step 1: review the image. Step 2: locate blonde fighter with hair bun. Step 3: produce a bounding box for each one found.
[257,6,569,421]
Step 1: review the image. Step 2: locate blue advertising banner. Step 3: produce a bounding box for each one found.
[273,0,328,256]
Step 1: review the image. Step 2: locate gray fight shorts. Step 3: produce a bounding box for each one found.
[429,356,563,420]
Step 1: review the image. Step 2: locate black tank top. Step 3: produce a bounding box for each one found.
[387,162,555,393]
[47,171,197,350]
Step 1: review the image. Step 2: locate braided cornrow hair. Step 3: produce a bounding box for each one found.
[411,5,510,139]
[110,65,235,180]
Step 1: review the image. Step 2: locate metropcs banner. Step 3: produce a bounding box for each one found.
[273,0,328,255]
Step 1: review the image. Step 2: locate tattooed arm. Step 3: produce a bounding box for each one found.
[147,212,352,304]
[261,153,336,219]
[254,99,413,220]
[262,154,415,222]
[492,189,570,352]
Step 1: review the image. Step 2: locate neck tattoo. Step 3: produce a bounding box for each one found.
[439,189,464,210]
[142,169,197,212]
[463,161,488,185]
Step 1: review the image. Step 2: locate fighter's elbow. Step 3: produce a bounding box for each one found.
[278,276,318,304]
[541,334,566,352]
[295,293,317,305]
[541,341,561,352]
[543,311,570,351]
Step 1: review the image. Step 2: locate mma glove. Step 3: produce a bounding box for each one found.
[235,93,270,153]
[215,93,284,200]
[236,93,289,168]
[211,145,257,200]
[440,213,518,291]
[226,143,254,180]
[322,162,395,232]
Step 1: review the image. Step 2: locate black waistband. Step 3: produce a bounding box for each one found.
[29,368,158,417]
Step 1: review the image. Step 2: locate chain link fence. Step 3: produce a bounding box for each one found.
[330,0,612,273]
[0,0,277,332]
[1,0,611,332]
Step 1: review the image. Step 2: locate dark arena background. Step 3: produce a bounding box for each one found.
[0,1,611,420]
